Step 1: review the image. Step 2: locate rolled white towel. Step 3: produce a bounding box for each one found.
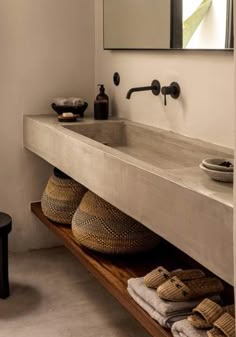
[67,97,84,107]
[52,97,67,106]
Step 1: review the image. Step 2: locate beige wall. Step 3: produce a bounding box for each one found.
[95,0,234,149]
[0,0,94,251]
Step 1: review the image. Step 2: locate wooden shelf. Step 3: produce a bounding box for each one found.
[31,202,233,337]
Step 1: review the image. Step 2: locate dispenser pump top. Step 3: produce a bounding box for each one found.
[98,84,105,92]
[96,84,108,101]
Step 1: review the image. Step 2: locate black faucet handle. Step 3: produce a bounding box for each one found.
[161,86,171,106]
[161,82,180,106]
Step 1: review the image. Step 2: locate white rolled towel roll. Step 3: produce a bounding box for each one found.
[52,97,68,106]
[67,97,84,107]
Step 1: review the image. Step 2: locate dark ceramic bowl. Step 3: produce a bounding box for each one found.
[51,102,88,118]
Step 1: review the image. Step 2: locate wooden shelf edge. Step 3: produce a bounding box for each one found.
[31,202,171,337]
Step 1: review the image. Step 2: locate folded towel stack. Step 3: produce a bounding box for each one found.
[52,97,84,107]
[171,319,207,337]
[127,277,221,328]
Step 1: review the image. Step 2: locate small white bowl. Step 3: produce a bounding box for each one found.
[200,164,233,183]
[202,158,234,172]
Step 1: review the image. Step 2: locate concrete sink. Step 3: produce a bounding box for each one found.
[63,121,224,170]
[24,115,233,284]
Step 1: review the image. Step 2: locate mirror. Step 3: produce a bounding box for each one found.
[103,0,234,50]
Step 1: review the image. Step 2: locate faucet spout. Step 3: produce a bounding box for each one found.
[126,80,160,99]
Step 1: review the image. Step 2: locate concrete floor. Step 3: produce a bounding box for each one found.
[0,247,151,337]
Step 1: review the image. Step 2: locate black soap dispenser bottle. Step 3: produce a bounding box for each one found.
[94,84,109,120]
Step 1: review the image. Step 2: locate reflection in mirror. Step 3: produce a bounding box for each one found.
[183,0,233,48]
[103,0,234,50]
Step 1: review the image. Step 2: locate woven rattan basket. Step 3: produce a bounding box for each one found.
[72,191,161,254]
[41,168,87,225]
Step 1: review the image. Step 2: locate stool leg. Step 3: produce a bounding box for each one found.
[0,235,10,299]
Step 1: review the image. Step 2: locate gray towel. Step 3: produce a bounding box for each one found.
[171,319,207,337]
[127,277,221,328]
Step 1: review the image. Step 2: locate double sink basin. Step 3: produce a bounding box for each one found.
[24,115,233,284]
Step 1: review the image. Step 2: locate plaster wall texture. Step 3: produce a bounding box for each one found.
[0,0,95,251]
[95,0,234,149]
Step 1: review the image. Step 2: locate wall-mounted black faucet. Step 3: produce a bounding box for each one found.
[161,82,180,106]
[126,80,160,99]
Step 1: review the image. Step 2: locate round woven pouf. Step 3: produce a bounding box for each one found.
[41,168,87,225]
[72,191,161,254]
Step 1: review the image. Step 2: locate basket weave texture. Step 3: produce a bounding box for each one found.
[41,170,87,225]
[72,191,161,254]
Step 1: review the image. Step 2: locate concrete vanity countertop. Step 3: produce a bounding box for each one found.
[23,115,234,285]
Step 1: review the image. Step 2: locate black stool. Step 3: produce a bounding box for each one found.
[0,213,12,299]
